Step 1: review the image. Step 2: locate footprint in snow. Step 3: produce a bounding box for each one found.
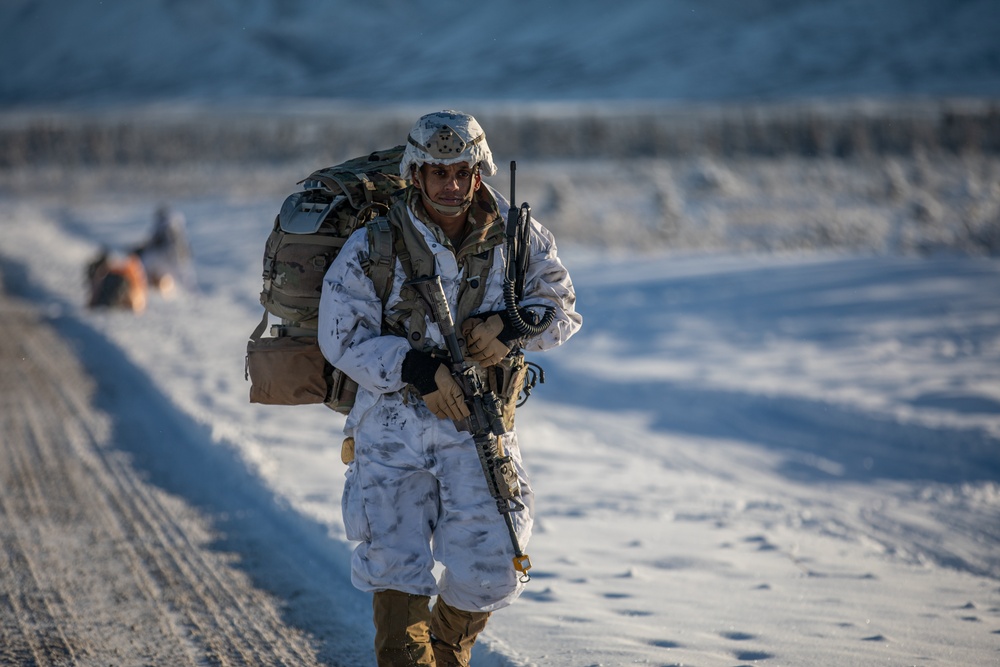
[953,601,982,622]
[602,592,631,599]
[733,649,774,661]
[525,569,558,579]
[743,534,778,551]
[520,587,558,603]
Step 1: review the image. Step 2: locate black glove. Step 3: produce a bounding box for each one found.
[402,349,442,394]
[402,350,469,420]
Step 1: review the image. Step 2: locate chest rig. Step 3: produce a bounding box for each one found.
[365,190,529,430]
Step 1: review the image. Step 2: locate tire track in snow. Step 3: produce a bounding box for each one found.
[0,289,328,666]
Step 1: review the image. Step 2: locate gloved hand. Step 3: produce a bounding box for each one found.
[461,314,511,368]
[402,349,470,421]
[423,364,469,421]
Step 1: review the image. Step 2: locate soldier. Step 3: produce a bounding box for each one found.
[133,205,197,295]
[318,110,581,666]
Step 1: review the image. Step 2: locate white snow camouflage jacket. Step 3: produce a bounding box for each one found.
[317,187,582,431]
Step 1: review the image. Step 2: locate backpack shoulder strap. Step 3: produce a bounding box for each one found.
[366,217,398,305]
[365,201,424,300]
[365,206,440,343]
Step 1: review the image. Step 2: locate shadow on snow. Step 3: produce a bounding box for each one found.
[547,255,1000,485]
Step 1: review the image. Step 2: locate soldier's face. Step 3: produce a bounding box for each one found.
[416,162,481,211]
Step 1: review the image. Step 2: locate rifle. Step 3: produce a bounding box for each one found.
[407,275,532,582]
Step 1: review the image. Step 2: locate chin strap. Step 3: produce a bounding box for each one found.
[420,191,473,217]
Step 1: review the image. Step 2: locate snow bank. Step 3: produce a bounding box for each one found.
[2,99,999,168]
[4,109,998,259]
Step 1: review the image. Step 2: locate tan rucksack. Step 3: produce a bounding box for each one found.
[245,146,408,412]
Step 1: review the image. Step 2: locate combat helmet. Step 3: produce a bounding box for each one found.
[401,110,497,178]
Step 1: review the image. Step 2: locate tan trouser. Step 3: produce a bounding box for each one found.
[430,597,491,667]
[373,590,435,667]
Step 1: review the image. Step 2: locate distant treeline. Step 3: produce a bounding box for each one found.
[1,99,998,167]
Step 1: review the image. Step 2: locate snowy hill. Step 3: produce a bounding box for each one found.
[3,0,1000,108]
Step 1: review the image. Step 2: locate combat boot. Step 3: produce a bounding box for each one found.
[429,597,491,667]
[372,589,436,667]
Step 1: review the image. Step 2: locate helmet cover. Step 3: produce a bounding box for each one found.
[400,110,497,178]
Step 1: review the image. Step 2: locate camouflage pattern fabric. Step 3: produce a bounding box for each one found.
[317,189,582,612]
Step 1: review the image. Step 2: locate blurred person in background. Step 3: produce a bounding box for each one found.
[86,248,147,313]
[133,204,197,295]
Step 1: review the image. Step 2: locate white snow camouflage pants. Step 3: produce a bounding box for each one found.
[342,394,534,613]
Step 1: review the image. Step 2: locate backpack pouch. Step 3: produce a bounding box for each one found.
[246,335,358,414]
[247,335,331,406]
